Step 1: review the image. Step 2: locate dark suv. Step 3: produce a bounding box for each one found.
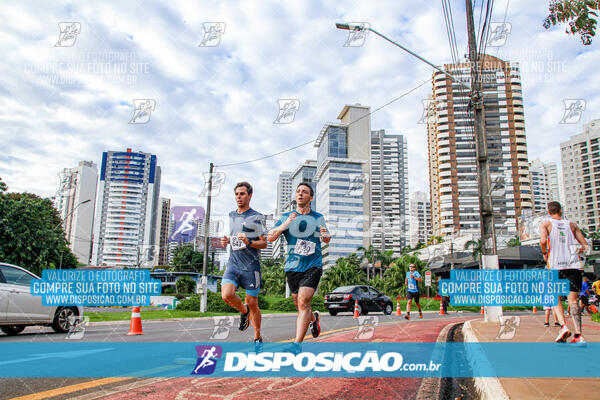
[324,285,393,316]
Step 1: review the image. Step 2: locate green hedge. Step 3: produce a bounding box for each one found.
[268,295,325,312]
[176,291,269,312]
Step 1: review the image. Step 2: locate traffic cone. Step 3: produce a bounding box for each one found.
[439,301,445,315]
[353,300,360,319]
[532,306,537,314]
[396,297,402,316]
[126,306,144,335]
[480,306,484,315]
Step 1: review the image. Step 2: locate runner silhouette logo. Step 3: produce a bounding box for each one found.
[192,345,222,375]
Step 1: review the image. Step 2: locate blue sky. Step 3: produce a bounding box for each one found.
[0,0,598,218]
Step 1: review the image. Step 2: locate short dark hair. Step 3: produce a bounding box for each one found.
[548,201,561,215]
[234,181,253,195]
[297,182,314,197]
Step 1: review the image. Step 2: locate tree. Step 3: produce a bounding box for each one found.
[590,231,600,240]
[357,245,380,280]
[171,244,205,272]
[544,0,600,45]
[319,258,367,294]
[176,275,196,294]
[376,249,395,279]
[0,189,78,275]
[581,227,590,238]
[507,235,521,247]
[261,259,286,296]
[464,239,483,262]
[427,236,445,246]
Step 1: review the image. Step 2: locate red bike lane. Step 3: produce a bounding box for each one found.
[93,317,472,400]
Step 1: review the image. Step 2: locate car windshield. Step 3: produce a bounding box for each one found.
[331,286,355,293]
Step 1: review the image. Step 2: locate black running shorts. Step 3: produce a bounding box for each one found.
[286,267,322,294]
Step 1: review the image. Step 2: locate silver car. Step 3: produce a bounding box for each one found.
[0,263,83,336]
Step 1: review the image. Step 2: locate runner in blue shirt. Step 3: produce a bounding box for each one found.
[579,276,591,315]
[220,182,267,351]
[268,183,330,346]
[405,264,423,320]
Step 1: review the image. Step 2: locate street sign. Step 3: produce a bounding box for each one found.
[424,271,432,287]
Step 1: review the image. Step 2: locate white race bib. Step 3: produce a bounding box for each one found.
[294,239,315,256]
[230,236,246,251]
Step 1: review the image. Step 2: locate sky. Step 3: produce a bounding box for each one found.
[1,0,599,219]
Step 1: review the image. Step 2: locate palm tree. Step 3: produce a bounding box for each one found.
[376,249,395,279]
[581,228,590,238]
[357,245,380,280]
[507,235,521,247]
[464,239,483,262]
[320,258,366,294]
[427,235,445,246]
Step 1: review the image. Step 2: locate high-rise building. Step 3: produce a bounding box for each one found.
[370,130,410,253]
[91,148,161,268]
[290,160,317,210]
[544,162,561,203]
[560,119,600,231]
[55,161,98,264]
[529,158,551,215]
[155,197,171,266]
[276,172,293,215]
[427,55,532,238]
[314,104,372,268]
[409,191,432,247]
[260,214,277,261]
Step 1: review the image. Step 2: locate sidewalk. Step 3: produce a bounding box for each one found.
[464,312,600,400]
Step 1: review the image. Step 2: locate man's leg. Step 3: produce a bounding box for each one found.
[415,295,423,315]
[568,291,582,335]
[221,283,247,314]
[294,286,316,343]
[245,294,261,340]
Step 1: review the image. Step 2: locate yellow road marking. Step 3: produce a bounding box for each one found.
[11,377,130,400]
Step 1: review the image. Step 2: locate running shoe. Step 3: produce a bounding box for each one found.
[555,325,571,343]
[310,311,321,338]
[554,322,561,327]
[282,342,302,355]
[404,314,410,320]
[254,337,263,353]
[544,322,550,327]
[419,313,423,319]
[239,305,250,331]
[569,335,587,347]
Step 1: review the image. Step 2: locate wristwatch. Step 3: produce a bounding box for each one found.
[247,237,254,246]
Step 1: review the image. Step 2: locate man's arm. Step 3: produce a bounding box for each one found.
[571,222,589,253]
[268,213,296,242]
[540,221,550,262]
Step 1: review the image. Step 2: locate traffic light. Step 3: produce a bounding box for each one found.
[592,239,600,252]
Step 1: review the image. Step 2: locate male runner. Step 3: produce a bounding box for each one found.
[220,182,267,351]
[404,264,423,320]
[539,201,588,345]
[579,276,591,315]
[268,182,330,349]
[592,276,600,295]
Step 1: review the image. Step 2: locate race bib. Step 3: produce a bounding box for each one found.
[230,236,246,251]
[408,282,416,291]
[294,239,315,256]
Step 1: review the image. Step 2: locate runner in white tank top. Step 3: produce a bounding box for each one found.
[540,201,588,345]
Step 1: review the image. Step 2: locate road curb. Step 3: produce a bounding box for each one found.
[462,319,510,400]
[414,320,458,400]
[87,312,298,326]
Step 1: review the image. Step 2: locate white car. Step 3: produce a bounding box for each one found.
[0,262,83,336]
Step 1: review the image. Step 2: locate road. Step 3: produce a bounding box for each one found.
[0,311,475,399]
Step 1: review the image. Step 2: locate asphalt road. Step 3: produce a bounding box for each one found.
[0,311,474,399]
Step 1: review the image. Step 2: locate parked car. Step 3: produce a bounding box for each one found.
[324,285,393,316]
[0,263,83,336]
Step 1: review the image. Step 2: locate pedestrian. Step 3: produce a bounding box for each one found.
[579,276,591,315]
[539,201,589,345]
[220,182,267,352]
[404,264,423,320]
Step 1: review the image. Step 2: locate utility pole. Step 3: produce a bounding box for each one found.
[379,129,386,280]
[465,0,496,256]
[465,0,501,322]
[200,162,214,313]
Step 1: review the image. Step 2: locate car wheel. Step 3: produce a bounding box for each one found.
[328,310,338,316]
[52,307,77,333]
[384,304,393,315]
[358,304,368,315]
[1,325,26,336]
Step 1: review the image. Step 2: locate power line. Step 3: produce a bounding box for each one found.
[215,77,432,168]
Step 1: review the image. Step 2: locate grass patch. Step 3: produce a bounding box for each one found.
[592,313,600,323]
[87,309,290,322]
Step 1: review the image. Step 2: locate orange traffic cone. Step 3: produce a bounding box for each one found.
[127,306,144,335]
[439,301,445,315]
[480,306,484,315]
[396,297,402,316]
[532,306,537,313]
[353,300,360,319]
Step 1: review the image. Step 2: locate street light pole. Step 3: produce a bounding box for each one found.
[55,198,91,269]
[200,163,214,313]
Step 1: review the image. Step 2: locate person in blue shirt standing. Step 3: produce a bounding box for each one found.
[268,183,330,346]
[220,182,267,351]
[405,264,423,320]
